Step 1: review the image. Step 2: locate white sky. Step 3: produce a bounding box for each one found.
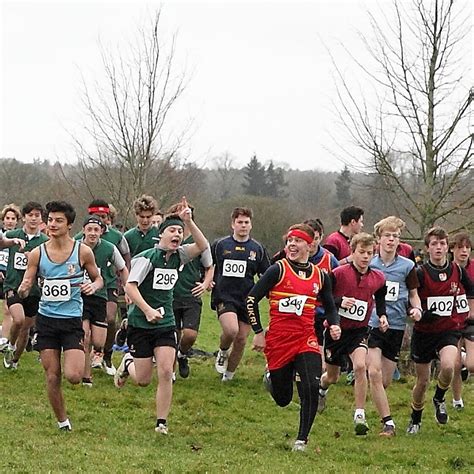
[2,0,468,172]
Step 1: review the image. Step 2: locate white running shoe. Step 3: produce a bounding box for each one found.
[215,349,229,374]
[90,351,104,369]
[155,423,168,435]
[354,413,369,435]
[292,440,307,452]
[114,353,132,388]
[0,337,9,352]
[102,359,117,376]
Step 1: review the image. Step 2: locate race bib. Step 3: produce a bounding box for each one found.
[13,252,28,271]
[278,295,308,316]
[338,299,368,321]
[222,259,247,278]
[0,250,8,267]
[427,296,454,317]
[42,279,71,302]
[385,281,400,302]
[153,268,178,290]
[455,294,469,314]
[83,267,100,284]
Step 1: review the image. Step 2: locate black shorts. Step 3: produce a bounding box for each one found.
[107,288,118,304]
[5,290,39,318]
[461,320,474,342]
[0,280,5,300]
[368,327,405,362]
[35,314,85,352]
[324,326,369,366]
[410,329,462,364]
[127,326,178,358]
[82,295,108,328]
[173,298,202,332]
[216,301,248,324]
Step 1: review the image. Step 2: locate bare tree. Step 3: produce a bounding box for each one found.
[64,10,189,220]
[211,152,239,200]
[330,0,473,237]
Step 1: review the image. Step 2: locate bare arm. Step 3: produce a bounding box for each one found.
[179,197,209,260]
[191,265,215,298]
[124,281,163,323]
[17,247,40,298]
[408,288,422,321]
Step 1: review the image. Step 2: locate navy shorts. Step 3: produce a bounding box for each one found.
[35,314,85,352]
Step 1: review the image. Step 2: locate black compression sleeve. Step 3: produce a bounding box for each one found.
[318,273,340,326]
[375,285,387,316]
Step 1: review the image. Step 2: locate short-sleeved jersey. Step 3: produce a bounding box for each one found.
[4,228,49,295]
[38,241,84,319]
[211,235,270,310]
[415,262,470,333]
[173,235,212,301]
[83,239,126,300]
[369,254,416,330]
[323,231,351,261]
[124,226,159,258]
[127,246,191,329]
[332,264,386,330]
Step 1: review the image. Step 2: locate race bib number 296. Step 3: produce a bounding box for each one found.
[153,268,178,290]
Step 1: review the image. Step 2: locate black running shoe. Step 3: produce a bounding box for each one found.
[177,355,190,378]
[433,398,449,424]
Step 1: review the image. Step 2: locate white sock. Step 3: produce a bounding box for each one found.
[354,409,365,419]
[319,387,328,397]
[224,370,235,380]
[385,419,395,427]
[58,418,71,429]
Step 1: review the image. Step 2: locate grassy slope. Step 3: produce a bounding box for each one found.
[0,295,473,473]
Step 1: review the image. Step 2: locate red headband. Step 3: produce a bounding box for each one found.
[88,206,110,214]
[287,229,313,244]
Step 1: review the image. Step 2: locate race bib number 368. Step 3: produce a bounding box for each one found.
[338,299,368,321]
[153,268,178,290]
[222,259,247,278]
[42,279,71,302]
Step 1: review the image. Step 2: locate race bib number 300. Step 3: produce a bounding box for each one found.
[13,252,28,271]
[427,296,454,317]
[222,259,247,278]
[42,279,71,302]
[153,268,178,290]
[338,299,368,321]
[278,295,308,316]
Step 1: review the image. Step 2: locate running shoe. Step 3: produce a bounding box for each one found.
[406,420,421,435]
[379,423,395,437]
[214,349,229,374]
[155,423,168,435]
[292,440,307,452]
[102,359,117,376]
[433,398,449,424]
[90,351,104,369]
[262,368,273,394]
[82,377,93,387]
[114,353,132,388]
[177,355,190,378]
[3,344,15,369]
[452,399,464,410]
[0,337,8,352]
[354,414,369,435]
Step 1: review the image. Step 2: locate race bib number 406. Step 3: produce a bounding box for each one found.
[153,268,178,290]
[278,295,308,316]
[222,259,247,278]
[13,252,28,271]
[42,279,71,302]
[338,299,368,321]
[427,296,454,317]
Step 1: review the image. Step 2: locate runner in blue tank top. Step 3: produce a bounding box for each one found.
[18,201,103,432]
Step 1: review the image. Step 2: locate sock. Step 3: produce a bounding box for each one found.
[224,370,235,380]
[124,356,133,373]
[382,415,395,427]
[354,408,365,419]
[219,347,230,354]
[453,399,463,405]
[434,384,448,402]
[177,350,187,359]
[411,406,423,424]
[319,387,328,396]
[156,418,167,427]
[58,418,71,429]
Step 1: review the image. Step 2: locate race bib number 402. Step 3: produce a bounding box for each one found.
[278,295,308,316]
[13,252,28,271]
[153,268,178,290]
[427,296,454,317]
[42,279,71,302]
[338,299,368,321]
[222,259,247,278]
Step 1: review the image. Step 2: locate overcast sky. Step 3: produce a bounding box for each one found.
[1,1,469,172]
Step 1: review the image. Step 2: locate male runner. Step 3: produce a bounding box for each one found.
[407,227,473,434]
[212,207,270,381]
[3,202,48,369]
[18,201,103,431]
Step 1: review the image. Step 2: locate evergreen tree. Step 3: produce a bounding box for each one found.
[335,165,352,207]
[242,155,267,196]
[266,161,288,198]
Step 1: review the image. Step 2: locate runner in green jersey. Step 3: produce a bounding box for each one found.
[114,197,209,435]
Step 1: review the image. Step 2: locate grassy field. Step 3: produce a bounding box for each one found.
[0,295,473,473]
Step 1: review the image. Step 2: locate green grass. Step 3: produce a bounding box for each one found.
[1,295,473,472]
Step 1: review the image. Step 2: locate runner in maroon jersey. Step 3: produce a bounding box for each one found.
[247,223,341,452]
[407,227,474,435]
[323,206,364,264]
[449,232,474,410]
[318,233,388,435]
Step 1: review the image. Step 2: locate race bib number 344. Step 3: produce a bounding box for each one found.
[222,259,247,278]
[153,268,178,290]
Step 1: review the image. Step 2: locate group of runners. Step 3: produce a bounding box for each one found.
[0,200,472,451]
